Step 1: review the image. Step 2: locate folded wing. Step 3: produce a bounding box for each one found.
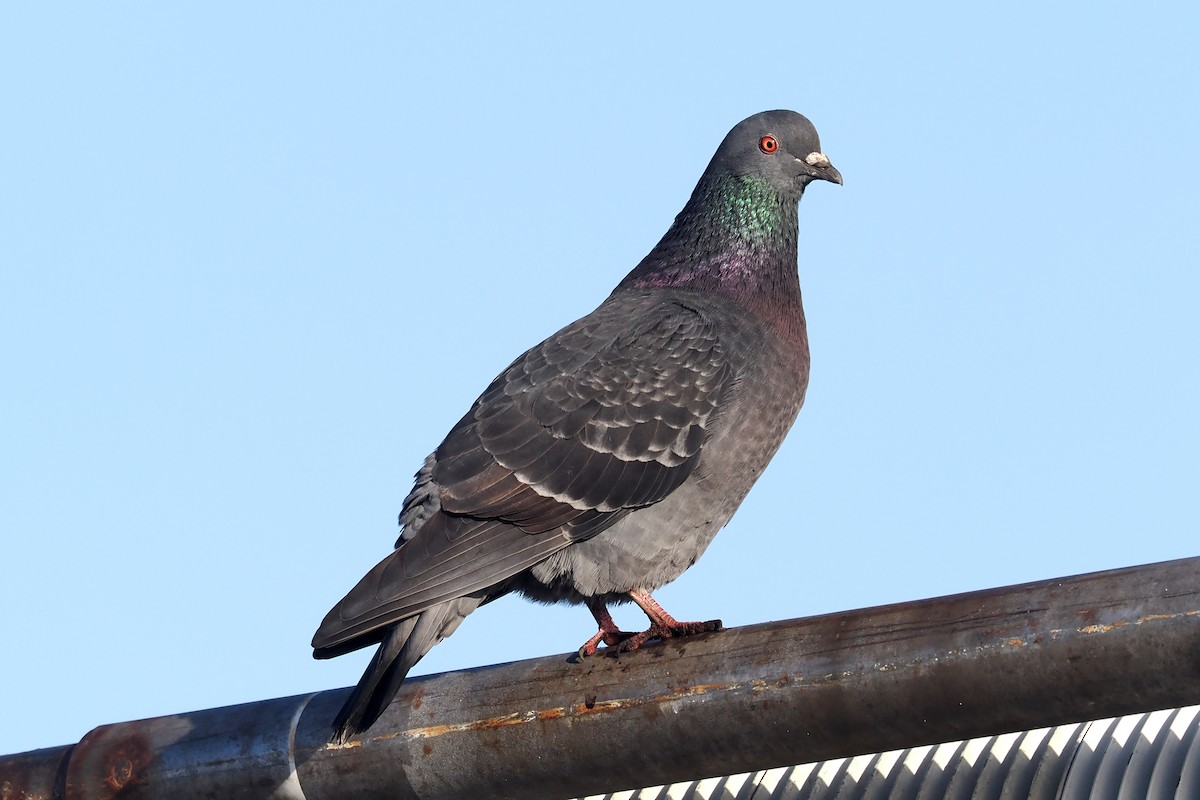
[312,293,736,656]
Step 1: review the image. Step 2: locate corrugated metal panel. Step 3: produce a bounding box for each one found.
[581,706,1200,800]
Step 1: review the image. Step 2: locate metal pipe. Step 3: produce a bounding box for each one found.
[3,556,1200,800]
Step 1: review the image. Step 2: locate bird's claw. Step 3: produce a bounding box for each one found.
[616,618,724,653]
[577,627,640,658]
[578,618,724,656]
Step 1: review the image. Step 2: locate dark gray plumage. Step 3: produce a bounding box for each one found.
[313,109,842,742]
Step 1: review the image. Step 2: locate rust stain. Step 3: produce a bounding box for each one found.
[325,739,363,750]
[106,757,134,791]
[1077,609,1199,636]
[667,683,732,696]
[66,730,154,800]
[399,680,754,740]
[1138,610,1200,623]
[405,712,525,739]
[572,699,623,715]
[105,737,152,795]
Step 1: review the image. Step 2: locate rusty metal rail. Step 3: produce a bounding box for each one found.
[4,556,1200,800]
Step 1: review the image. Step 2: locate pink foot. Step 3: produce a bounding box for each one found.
[577,599,638,658]
[614,618,724,653]
[578,591,723,657]
[619,589,723,652]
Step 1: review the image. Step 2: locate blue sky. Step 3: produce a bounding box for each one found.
[2,5,1198,755]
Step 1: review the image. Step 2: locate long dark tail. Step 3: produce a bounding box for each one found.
[331,595,483,743]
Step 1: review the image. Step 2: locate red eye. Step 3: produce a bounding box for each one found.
[759,135,779,154]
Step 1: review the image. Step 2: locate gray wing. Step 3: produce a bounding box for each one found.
[312,293,736,655]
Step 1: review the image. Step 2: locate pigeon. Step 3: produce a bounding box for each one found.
[312,109,841,743]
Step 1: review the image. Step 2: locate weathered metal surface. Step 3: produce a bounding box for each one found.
[0,745,71,800]
[2,556,1199,800]
[61,694,316,800]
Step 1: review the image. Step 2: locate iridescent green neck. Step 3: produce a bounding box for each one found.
[619,172,801,304]
[710,173,793,243]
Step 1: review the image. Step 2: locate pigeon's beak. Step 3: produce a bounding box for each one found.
[802,151,843,186]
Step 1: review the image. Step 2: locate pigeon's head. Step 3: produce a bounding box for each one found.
[711,110,842,197]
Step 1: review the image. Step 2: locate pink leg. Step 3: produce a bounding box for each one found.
[617,589,723,652]
[577,598,638,658]
[578,592,724,657]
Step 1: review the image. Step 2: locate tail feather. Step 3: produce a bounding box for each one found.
[331,595,484,743]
